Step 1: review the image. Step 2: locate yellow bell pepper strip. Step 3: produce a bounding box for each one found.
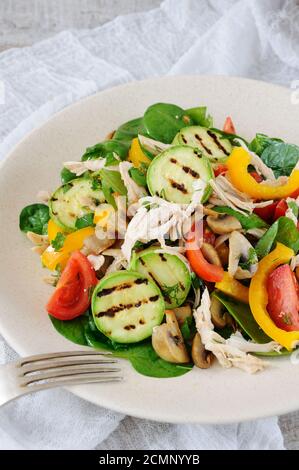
[215,272,249,304]
[249,242,299,350]
[41,226,94,271]
[227,147,299,200]
[128,137,151,167]
[47,219,64,243]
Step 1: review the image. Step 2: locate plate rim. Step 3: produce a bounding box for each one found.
[0,74,297,424]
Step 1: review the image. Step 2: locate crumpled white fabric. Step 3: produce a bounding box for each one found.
[0,0,294,450]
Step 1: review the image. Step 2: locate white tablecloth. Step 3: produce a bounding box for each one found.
[1,0,297,449]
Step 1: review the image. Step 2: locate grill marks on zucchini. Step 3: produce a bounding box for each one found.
[49,176,105,231]
[133,249,191,309]
[173,126,232,162]
[92,271,164,343]
[147,145,213,204]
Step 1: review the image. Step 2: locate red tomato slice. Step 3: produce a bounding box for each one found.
[223,116,236,134]
[250,171,263,183]
[214,164,228,177]
[267,264,299,332]
[47,251,98,320]
[254,201,278,224]
[273,199,288,221]
[185,224,224,282]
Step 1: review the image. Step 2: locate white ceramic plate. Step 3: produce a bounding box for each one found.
[1,75,299,424]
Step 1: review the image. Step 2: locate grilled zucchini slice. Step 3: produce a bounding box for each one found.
[49,176,105,232]
[173,126,232,162]
[132,249,191,308]
[92,271,165,343]
[146,145,213,204]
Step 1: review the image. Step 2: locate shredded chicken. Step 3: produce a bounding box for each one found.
[87,254,105,271]
[209,175,272,214]
[193,288,279,373]
[235,139,275,181]
[102,248,128,274]
[63,159,106,176]
[290,254,299,271]
[138,135,170,156]
[246,228,267,239]
[27,231,49,254]
[122,182,205,262]
[285,197,299,225]
[118,161,147,205]
[228,231,257,279]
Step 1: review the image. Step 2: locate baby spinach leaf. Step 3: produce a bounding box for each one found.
[129,167,147,187]
[260,142,299,177]
[180,316,196,342]
[255,216,299,258]
[113,117,145,148]
[249,133,283,156]
[84,321,192,378]
[19,203,50,235]
[185,106,213,127]
[143,103,189,144]
[213,206,268,230]
[100,169,127,196]
[51,232,66,251]
[49,313,90,346]
[75,213,94,229]
[213,291,271,344]
[60,167,77,184]
[81,140,127,162]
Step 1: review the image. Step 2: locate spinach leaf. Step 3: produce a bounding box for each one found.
[143,103,189,144]
[113,117,145,148]
[255,216,299,258]
[100,169,127,204]
[213,206,268,230]
[75,213,94,229]
[61,167,77,184]
[19,203,50,235]
[260,142,299,177]
[180,316,196,342]
[213,291,271,344]
[81,140,127,162]
[84,320,192,378]
[249,133,283,156]
[185,106,213,127]
[51,232,66,251]
[49,313,89,346]
[129,167,147,187]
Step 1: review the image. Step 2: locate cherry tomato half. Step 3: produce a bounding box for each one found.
[47,251,98,320]
[267,264,299,332]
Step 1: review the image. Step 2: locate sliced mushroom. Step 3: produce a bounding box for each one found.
[228,231,257,279]
[215,242,229,267]
[81,234,115,256]
[172,304,192,326]
[206,214,242,234]
[210,296,232,328]
[201,242,222,266]
[152,310,189,363]
[191,333,213,369]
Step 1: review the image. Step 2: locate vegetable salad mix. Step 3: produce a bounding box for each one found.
[19,103,299,378]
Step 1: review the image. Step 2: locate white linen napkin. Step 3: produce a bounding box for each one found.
[0,0,296,450]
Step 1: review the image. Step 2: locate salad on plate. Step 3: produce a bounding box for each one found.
[19,102,299,378]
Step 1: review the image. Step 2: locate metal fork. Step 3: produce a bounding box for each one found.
[0,350,122,406]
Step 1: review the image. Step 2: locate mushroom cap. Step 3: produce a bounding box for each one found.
[201,242,222,267]
[152,310,190,364]
[206,214,242,234]
[210,295,232,329]
[191,333,213,369]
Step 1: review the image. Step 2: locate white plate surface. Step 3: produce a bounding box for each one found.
[1,75,299,423]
